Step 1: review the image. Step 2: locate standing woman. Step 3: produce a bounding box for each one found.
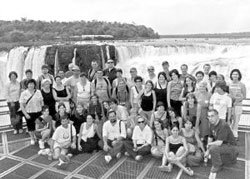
[5,71,22,134]
[130,76,144,110]
[19,79,43,144]
[195,82,211,139]
[53,76,71,112]
[112,79,130,109]
[155,72,168,109]
[75,72,91,108]
[179,76,196,102]
[182,93,198,127]
[167,69,183,116]
[41,79,56,118]
[78,114,99,153]
[137,80,156,122]
[229,69,246,140]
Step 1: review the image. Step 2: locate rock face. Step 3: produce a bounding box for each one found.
[45,44,116,74]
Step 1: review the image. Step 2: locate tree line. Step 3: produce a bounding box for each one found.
[0,19,159,43]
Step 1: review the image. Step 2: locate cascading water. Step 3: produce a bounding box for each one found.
[0,51,8,98]
[115,42,250,97]
[106,45,110,59]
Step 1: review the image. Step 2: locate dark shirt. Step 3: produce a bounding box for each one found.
[103,67,117,85]
[209,120,236,145]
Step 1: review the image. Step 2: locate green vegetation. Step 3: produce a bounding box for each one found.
[160,32,250,38]
[0,19,159,44]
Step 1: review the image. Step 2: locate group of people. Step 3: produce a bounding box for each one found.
[5,59,246,179]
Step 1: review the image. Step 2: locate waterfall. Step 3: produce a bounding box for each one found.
[54,49,59,76]
[6,47,29,81]
[115,43,250,97]
[72,48,77,65]
[0,51,8,98]
[23,46,48,80]
[100,46,106,69]
[106,45,110,59]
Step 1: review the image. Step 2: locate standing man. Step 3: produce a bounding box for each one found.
[103,59,117,86]
[162,61,171,82]
[91,69,111,102]
[37,64,54,89]
[21,69,34,91]
[102,110,126,163]
[145,66,157,85]
[87,60,99,82]
[203,64,211,82]
[179,64,196,83]
[65,63,74,78]
[205,109,238,179]
[127,67,138,88]
[210,81,232,124]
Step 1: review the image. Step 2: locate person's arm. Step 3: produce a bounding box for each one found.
[182,103,187,121]
[136,89,144,109]
[149,113,155,128]
[117,121,127,141]
[65,86,72,100]
[176,137,188,161]
[177,117,183,131]
[130,87,135,108]
[167,82,171,107]
[107,79,112,98]
[91,81,95,96]
[194,130,205,153]
[195,104,201,130]
[179,88,186,101]
[152,90,156,111]
[78,123,84,150]
[164,137,170,158]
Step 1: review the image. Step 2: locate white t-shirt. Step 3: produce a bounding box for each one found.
[52,124,76,147]
[81,123,96,142]
[210,93,232,120]
[132,125,153,145]
[102,120,126,140]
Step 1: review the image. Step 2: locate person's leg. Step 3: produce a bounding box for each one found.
[82,138,98,153]
[123,139,137,158]
[137,145,151,156]
[53,148,61,159]
[108,140,124,158]
[8,102,18,131]
[232,106,242,138]
[151,146,164,158]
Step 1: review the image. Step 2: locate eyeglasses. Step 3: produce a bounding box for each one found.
[135,81,142,83]
[107,61,114,64]
[138,121,144,124]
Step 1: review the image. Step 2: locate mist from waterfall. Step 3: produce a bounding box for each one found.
[115,42,250,97]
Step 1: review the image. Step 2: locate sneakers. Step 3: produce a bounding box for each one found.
[158,164,172,172]
[135,155,143,161]
[210,166,222,173]
[186,167,194,176]
[13,130,18,135]
[104,155,112,164]
[30,139,36,145]
[116,152,121,159]
[19,129,23,134]
[38,140,45,149]
[209,172,217,179]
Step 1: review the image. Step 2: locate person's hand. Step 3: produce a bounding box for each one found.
[204,150,209,158]
[78,145,82,151]
[133,146,138,151]
[112,140,118,147]
[103,144,110,152]
[25,114,31,119]
[176,156,182,162]
[71,143,76,149]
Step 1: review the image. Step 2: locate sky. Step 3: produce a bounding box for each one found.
[1,0,250,35]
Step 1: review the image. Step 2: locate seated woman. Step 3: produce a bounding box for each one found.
[88,94,103,122]
[78,114,99,153]
[167,107,183,132]
[54,103,70,129]
[159,124,194,176]
[102,100,111,121]
[123,116,153,161]
[150,101,167,128]
[71,102,88,134]
[181,120,205,167]
[182,93,198,127]
[151,119,168,158]
[35,105,53,149]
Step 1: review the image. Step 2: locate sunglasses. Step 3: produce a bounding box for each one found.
[138,121,145,124]
[135,81,142,83]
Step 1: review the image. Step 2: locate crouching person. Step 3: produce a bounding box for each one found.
[49,115,76,168]
[78,114,99,153]
[205,109,238,179]
[35,105,53,149]
[103,110,126,163]
[123,116,152,161]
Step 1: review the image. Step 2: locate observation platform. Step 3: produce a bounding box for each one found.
[0,99,249,179]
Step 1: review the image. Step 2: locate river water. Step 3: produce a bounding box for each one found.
[0,38,249,98]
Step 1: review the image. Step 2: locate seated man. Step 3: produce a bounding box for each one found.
[205,109,238,179]
[123,116,153,161]
[49,116,76,167]
[103,110,126,163]
[109,98,129,122]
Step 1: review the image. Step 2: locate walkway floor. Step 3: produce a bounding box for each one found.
[0,131,247,179]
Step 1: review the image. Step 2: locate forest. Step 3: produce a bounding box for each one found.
[0,19,159,43]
